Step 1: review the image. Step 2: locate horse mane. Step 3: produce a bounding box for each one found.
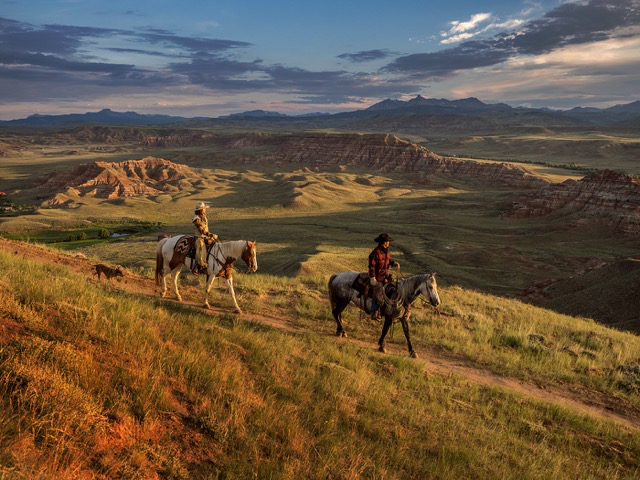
[397,274,431,303]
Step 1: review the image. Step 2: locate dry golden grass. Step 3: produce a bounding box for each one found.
[1,247,640,478]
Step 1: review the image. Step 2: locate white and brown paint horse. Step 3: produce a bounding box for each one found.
[156,236,257,313]
[328,272,440,358]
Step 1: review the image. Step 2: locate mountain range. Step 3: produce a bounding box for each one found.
[1,97,639,128]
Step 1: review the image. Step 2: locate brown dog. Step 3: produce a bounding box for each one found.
[93,263,125,281]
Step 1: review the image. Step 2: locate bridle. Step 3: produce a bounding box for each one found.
[241,241,257,273]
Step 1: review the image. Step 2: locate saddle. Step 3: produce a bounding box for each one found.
[173,235,216,274]
[351,272,397,305]
[351,272,371,298]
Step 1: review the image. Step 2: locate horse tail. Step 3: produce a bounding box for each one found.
[328,274,337,310]
[155,238,169,286]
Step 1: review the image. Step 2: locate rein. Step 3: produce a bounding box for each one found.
[382,264,403,311]
[208,241,227,268]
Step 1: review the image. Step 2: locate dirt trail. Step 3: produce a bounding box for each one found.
[2,237,640,431]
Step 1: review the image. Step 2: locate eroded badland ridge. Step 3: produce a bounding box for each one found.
[35,157,203,206]
[507,169,640,234]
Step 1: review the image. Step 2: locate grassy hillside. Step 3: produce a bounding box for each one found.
[1,244,640,478]
[537,257,640,331]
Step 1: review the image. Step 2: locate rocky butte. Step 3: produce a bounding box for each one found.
[505,169,640,234]
[36,157,200,206]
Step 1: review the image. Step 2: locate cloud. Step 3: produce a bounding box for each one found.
[0,16,254,91]
[0,14,424,110]
[449,12,492,34]
[437,33,640,109]
[0,17,123,56]
[337,49,397,63]
[136,32,251,53]
[386,0,640,75]
[440,12,491,44]
[440,13,525,45]
[170,56,420,101]
[103,47,188,59]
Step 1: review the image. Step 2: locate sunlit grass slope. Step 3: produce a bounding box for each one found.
[1,250,640,478]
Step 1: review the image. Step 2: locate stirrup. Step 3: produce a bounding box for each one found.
[193,264,207,275]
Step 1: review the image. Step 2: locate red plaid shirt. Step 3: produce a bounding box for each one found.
[368,245,396,282]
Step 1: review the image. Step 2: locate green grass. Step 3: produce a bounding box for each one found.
[1,246,640,478]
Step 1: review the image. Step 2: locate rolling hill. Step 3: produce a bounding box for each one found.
[1,237,640,478]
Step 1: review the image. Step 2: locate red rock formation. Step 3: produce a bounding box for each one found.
[506,169,640,234]
[33,130,548,188]
[38,157,200,203]
[254,133,547,188]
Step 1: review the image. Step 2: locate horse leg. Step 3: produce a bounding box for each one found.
[160,270,168,298]
[226,276,242,314]
[400,312,417,358]
[378,314,393,353]
[332,300,349,338]
[203,273,215,309]
[172,268,182,302]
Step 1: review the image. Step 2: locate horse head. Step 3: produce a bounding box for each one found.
[420,273,441,306]
[242,240,258,273]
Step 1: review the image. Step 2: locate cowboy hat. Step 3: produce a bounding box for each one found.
[194,202,210,212]
[374,233,392,243]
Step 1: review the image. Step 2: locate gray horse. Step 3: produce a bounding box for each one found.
[328,272,441,358]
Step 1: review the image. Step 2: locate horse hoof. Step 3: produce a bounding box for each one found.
[204,303,210,309]
[378,345,386,354]
[410,351,419,359]
[235,308,243,314]
[342,332,348,338]
[177,297,182,302]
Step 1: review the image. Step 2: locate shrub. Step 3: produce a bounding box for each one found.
[98,228,111,239]
[66,234,77,242]
[77,232,88,241]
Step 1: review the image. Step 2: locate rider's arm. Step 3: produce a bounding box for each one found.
[368,250,378,278]
[193,217,208,236]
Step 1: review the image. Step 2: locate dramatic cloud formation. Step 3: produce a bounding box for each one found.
[0,15,422,110]
[385,0,640,75]
[0,0,639,117]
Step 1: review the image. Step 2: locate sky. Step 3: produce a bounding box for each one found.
[0,0,639,119]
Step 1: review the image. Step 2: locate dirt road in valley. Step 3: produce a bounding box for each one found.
[2,236,639,431]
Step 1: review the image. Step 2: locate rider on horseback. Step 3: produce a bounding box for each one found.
[193,202,218,273]
[368,233,399,320]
